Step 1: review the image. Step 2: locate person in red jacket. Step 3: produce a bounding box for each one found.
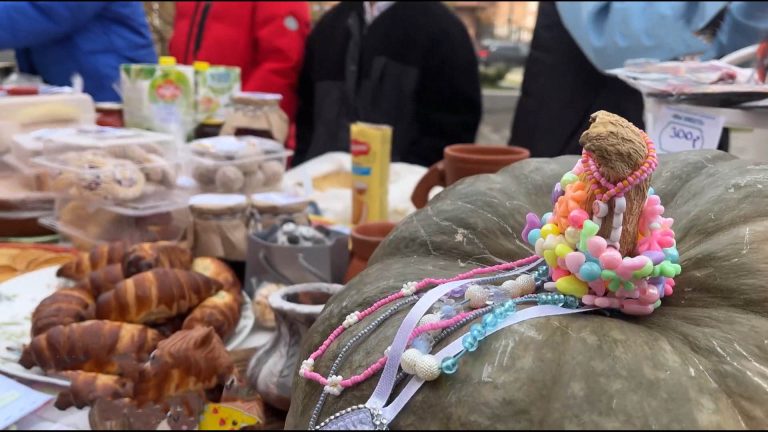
[169,1,310,148]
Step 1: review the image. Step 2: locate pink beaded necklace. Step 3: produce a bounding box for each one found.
[581,129,658,203]
[299,255,540,392]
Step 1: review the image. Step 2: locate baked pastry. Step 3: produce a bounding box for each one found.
[95,268,222,324]
[19,320,162,374]
[122,241,192,278]
[190,257,241,294]
[182,290,242,341]
[72,263,125,297]
[31,288,95,337]
[55,371,134,410]
[215,166,245,193]
[150,314,188,338]
[51,151,147,202]
[57,241,127,280]
[133,327,234,404]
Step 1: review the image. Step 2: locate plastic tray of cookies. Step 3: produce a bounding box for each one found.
[39,196,191,251]
[186,135,292,195]
[13,126,176,166]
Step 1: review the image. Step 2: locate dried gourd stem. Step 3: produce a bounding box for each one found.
[579,111,651,256]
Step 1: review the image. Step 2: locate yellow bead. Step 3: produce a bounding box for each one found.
[555,243,573,258]
[540,223,560,239]
[555,275,589,298]
[543,250,558,269]
[543,234,564,252]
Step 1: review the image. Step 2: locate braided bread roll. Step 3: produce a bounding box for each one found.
[182,290,242,341]
[57,241,127,280]
[31,288,95,337]
[133,327,234,404]
[72,263,125,297]
[96,269,222,324]
[19,320,162,374]
[190,257,242,294]
[55,371,134,410]
[123,241,192,278]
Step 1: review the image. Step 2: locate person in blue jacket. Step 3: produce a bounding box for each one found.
[0,2,157,102]
[510,2,768,157]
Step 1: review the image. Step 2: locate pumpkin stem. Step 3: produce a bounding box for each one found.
[580,111,651,255]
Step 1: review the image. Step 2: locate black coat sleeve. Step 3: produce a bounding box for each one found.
[407,16,482,167]
[293,29,316,167]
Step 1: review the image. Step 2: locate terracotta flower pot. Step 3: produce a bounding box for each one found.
[246,282,343,411]
[343,221,396,283]
[411,144,530,208]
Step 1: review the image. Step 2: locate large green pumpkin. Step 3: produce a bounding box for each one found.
[286,150,768,429]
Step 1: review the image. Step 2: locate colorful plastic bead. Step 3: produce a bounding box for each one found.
[578,261,602,282]
[527,228,542,246]
[541,223,561,239]
[441,357,459,374]
[462,334,479,352]
[567,209,589,229]
[560,172,580,189]
[555,275,588,297]
[579,220,600,250]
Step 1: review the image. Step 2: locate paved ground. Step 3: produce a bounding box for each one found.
[477,88,520,146]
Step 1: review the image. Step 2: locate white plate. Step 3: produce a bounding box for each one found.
[0,265,255,387]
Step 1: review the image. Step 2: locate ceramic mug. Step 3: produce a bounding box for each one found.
[343,221,397,283]
[410,144,531,208]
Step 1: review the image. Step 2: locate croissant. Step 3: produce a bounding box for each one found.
[54,371,134,410]
[182,290,242,341]
[71,263,125,297]
[123,241,192,278]
[19,320,162,374]
[31,288,95,337]
[191,257,242,294]
[133,327,234,404]
[57,241,127,280]
[96,269,222,324]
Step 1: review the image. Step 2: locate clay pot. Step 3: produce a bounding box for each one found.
[95,102,124,127]
[343,221,396,283]
[246,282,343,411]
[411,144,530,208]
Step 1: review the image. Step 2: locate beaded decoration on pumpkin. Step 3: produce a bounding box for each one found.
[522,124,680,315]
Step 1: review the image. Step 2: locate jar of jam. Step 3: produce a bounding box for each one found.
[95,102,125,127]
[220,92,289,144]
[194,118,225,139]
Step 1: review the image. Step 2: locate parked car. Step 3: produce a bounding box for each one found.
[478,39,530,69]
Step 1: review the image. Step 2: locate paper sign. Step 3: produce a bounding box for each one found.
[651,106,725,153]
[0,374,53,429]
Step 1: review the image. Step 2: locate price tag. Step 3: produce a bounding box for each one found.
[651,106,725,153]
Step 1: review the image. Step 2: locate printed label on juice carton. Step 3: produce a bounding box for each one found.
[350,122,392,226]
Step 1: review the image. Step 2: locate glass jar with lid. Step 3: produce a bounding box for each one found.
[220,92,289,145]
[188,193,251,261]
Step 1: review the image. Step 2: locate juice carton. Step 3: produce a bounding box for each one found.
[194,61,241,123]
[121,56,195,138]
[350,122,392,226]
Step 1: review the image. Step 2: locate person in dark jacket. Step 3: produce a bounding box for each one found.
[293,1,482,167]
[0,2,157,102]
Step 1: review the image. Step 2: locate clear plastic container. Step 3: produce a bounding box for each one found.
[29,126,180,204]
[39,196,191,251]
[187,135,292,195]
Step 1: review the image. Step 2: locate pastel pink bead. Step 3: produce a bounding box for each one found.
[557,257,567,269]
[621,299,654,316]
[552,267,570,281]
[565,252,586,275]
[588,279,607,297]
[616,256,650,280]
[594,296,620,309]
[568,209,590,229]
[599,249,622,270]
[587,236,607,257]
[581,295,596,305]
[639,286,660,304]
